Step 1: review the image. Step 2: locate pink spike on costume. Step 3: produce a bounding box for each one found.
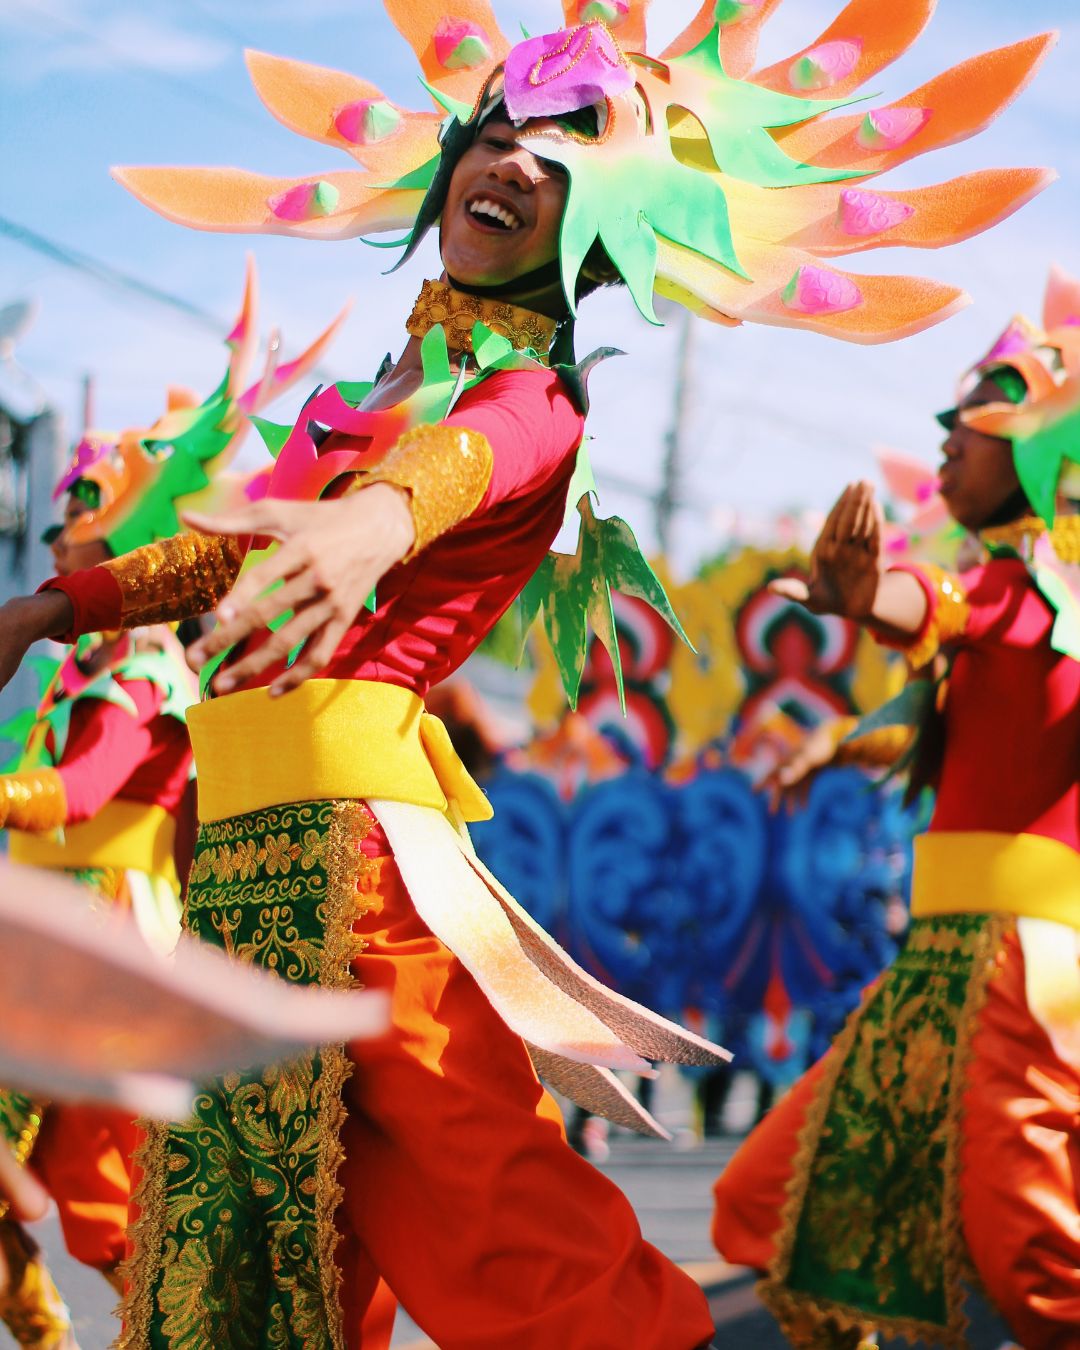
[781,265,862,315]
[52,435,116,501]
[224,254,258,399]
[789,39,862,92]
[334,99,402,146]
[503,23,633,122]
[984,318,1037,364]
[857,106,933,150]
[575,1,630,25]
[837,188,915,237]
[713,0,763,24]
[267,180,340,221]
[433,18,493,71]
[1044,264,1080,332]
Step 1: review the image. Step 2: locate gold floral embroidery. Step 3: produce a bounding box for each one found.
[116,800,372,1350]
[759,913,1008,1350]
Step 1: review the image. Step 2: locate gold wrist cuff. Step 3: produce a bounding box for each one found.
[902,564,970,671]
[835,723,915,769]
[353,424,494,557]
[103,533,244,629]
[0,770,68,833]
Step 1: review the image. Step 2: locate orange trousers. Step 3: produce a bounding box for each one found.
[334,855,715,1350]
[32,1103,137,1272]
[712,927,1080,1350]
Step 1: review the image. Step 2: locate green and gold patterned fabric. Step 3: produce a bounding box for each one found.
[120,800,370,1350]
[761,913,1008,1350]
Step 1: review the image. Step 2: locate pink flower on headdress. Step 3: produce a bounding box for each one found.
[53,436,115,501]
[837,188,914,238]
[503,24,633,123]
[781,265,862,316]
[433,18,493,72]
[789,39,862,92]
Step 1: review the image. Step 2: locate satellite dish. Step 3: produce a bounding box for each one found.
[0,301,38,351]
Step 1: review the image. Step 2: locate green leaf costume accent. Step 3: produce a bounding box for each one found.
[6,640,194,773]
[662,31,864,191]
[108,375,240,556]
[519,492,690,712]
[250,414,293,460]
[1012,400,1080,527]
[1034,561,1080,660]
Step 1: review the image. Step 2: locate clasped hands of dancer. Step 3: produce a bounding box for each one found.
[0,485,415,698]
[762,480,928,809]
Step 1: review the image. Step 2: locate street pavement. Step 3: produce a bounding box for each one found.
[1,1072,1016,1349]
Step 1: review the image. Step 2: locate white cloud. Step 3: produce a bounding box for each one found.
[1,1,230,82]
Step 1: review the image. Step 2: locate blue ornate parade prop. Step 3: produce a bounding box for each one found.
[479,544,926,1090]
[472,763,926,1086]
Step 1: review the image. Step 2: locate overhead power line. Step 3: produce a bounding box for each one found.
[0,215,225,334]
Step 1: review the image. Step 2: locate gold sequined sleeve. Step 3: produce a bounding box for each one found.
[834,723,915,769]
[102,532,245,628]
[806,715,913,772]
[0,770,68,832]
[891,564,971,672]
[346,424,494,558]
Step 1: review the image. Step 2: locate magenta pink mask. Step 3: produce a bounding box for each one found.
[501,23,633,123]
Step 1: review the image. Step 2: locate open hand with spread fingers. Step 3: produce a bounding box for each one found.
[183,484,415,698]
[769,481,885,620]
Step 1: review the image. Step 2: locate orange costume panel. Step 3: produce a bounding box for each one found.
[32,1105,139,1273]
[335,855,712,1350]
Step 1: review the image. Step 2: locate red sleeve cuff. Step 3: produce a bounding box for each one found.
[38,569,124,641]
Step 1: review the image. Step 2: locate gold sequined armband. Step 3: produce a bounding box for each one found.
[835,723,915,769]
[350,424,494,557]
[901,564,970,671]
[102,532,245,628]
[0,770,68,833]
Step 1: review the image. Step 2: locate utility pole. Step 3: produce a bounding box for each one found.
[656,306,693,556]
[81,372,95,434]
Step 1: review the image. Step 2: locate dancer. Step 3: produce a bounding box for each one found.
[713,267,1080,1349]
[0,4,1055,1347]
[0,264,342,1349]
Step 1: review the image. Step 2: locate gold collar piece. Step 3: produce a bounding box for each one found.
[982,515,1080,564]
[406,279,557,358]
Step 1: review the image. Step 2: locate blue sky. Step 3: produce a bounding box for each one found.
[1,0,1075,571]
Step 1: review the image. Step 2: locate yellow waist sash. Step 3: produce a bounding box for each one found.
[187,679,492,825]
[912,830,1080,929]
[9,800,178,882]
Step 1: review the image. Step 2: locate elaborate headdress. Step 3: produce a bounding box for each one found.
[959,265,1080,526]
[114,1,1055,344]
[56,257,347,555]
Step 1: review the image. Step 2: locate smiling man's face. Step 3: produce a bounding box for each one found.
[439,117,569,291]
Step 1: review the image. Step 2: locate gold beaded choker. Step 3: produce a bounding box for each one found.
[406,279,558,358]
[981,514,1080,563]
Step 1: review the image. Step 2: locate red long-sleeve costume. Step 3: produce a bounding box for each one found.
[714,557,1080,1349]
[42,366,717,1350]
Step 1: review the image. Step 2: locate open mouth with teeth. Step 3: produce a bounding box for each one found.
[467,197,525,232]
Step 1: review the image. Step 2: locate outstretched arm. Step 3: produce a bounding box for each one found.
[0,532,243,698]
[762,714,916,810]
[769,481,928,639]
[185,422,497,697]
